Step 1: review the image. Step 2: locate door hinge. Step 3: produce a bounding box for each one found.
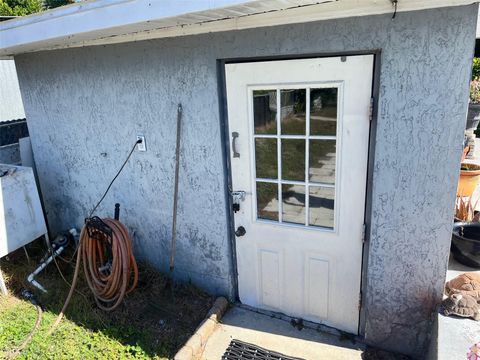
[369,97,374,122]
[358,291,363,310]
[361,223,367,243]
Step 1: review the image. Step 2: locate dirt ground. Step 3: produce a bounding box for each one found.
[0,238,215,359]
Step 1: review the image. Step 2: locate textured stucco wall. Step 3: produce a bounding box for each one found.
[15,5,477,357]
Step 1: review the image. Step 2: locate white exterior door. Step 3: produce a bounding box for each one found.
[225,56,373,334]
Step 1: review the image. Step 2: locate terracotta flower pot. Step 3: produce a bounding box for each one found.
[462,146,470,162]
[457,163,480,197]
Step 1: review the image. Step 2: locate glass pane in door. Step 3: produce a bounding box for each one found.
[282,184,305,225]
[309,186,335,228]
[255,138,278,179]
[254,90,277,134]
[280,89,306,135]
[257,182,279,221]
[310,88,337,136]
[281,139,305,181]
[309,140,336,184]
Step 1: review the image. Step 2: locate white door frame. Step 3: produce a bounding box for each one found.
[218,51,380,336]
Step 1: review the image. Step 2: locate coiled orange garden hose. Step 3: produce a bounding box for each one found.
[50,218,138,331]
[83,218,138,310]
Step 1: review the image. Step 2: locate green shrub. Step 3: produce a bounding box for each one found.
[0,0,42,16]
[0,0,75,16]
[473,57,480,80]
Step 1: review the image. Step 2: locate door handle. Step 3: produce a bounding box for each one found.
[232,132,240,158]
[235,226,246,237]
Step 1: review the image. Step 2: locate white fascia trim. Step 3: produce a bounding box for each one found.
[80,0,479,47]
[0,0,270,50]
[0,0,478,57]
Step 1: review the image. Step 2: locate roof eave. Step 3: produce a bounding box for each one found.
[0,0,477,58]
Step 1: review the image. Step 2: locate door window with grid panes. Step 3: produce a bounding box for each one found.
[253,87,338,229]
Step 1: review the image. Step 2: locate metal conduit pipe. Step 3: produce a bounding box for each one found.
[27,245,65,293]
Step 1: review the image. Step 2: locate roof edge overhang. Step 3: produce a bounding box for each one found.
[0,0,477,59]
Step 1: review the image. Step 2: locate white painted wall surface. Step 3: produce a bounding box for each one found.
[0,165,47,257]
[0,60,25,122]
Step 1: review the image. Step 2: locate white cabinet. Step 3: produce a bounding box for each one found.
[0,164,47,258]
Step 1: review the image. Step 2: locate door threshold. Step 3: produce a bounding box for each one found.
[236,303,362,344]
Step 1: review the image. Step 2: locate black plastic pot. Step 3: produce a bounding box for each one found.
[466,103,480,131]
[451,222,480,268]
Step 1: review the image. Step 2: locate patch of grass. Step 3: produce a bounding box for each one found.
[0,241,215,359]
[0,296,153,359]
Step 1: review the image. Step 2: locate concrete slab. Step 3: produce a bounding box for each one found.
[436,312,480,360]
[201,306,365,360]
[431,257,480,359]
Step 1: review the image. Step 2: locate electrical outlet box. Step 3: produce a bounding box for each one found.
[136,135,146,152]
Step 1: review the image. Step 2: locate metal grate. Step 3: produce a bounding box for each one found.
[222,339,305,360]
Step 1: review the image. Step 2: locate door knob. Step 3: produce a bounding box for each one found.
[235,226,246,237]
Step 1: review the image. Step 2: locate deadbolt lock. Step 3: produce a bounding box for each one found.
[231,191,246,213]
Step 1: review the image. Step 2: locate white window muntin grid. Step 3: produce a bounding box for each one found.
[249,82,342,230]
